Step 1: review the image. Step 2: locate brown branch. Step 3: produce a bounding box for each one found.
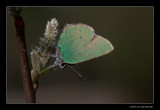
[13,15,36,103]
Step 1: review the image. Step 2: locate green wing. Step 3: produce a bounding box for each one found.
[58,24,114,64]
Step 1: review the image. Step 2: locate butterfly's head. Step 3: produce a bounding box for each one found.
[54,57,67,69]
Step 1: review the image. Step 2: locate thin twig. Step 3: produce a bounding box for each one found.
[10,8,36,103]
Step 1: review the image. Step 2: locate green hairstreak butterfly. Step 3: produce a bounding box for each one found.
[53,23,114,68]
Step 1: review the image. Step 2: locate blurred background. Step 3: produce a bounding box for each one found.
[7,7,153,104]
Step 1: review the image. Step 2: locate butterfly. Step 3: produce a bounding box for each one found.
[54,23,114,68]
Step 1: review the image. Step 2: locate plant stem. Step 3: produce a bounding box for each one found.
[40,65,56,76]
[14,15,36,103]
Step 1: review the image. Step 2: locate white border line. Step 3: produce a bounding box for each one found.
[153,6,154,104]
[6,6,154,104]
[6,7,7,104]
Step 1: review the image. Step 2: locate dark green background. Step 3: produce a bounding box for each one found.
[7,7,153,103]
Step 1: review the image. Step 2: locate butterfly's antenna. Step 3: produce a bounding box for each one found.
[68,65,87,80]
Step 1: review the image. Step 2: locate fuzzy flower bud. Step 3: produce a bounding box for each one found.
[44,18,58,41]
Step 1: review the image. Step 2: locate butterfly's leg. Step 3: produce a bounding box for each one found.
[59,63,67,69]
